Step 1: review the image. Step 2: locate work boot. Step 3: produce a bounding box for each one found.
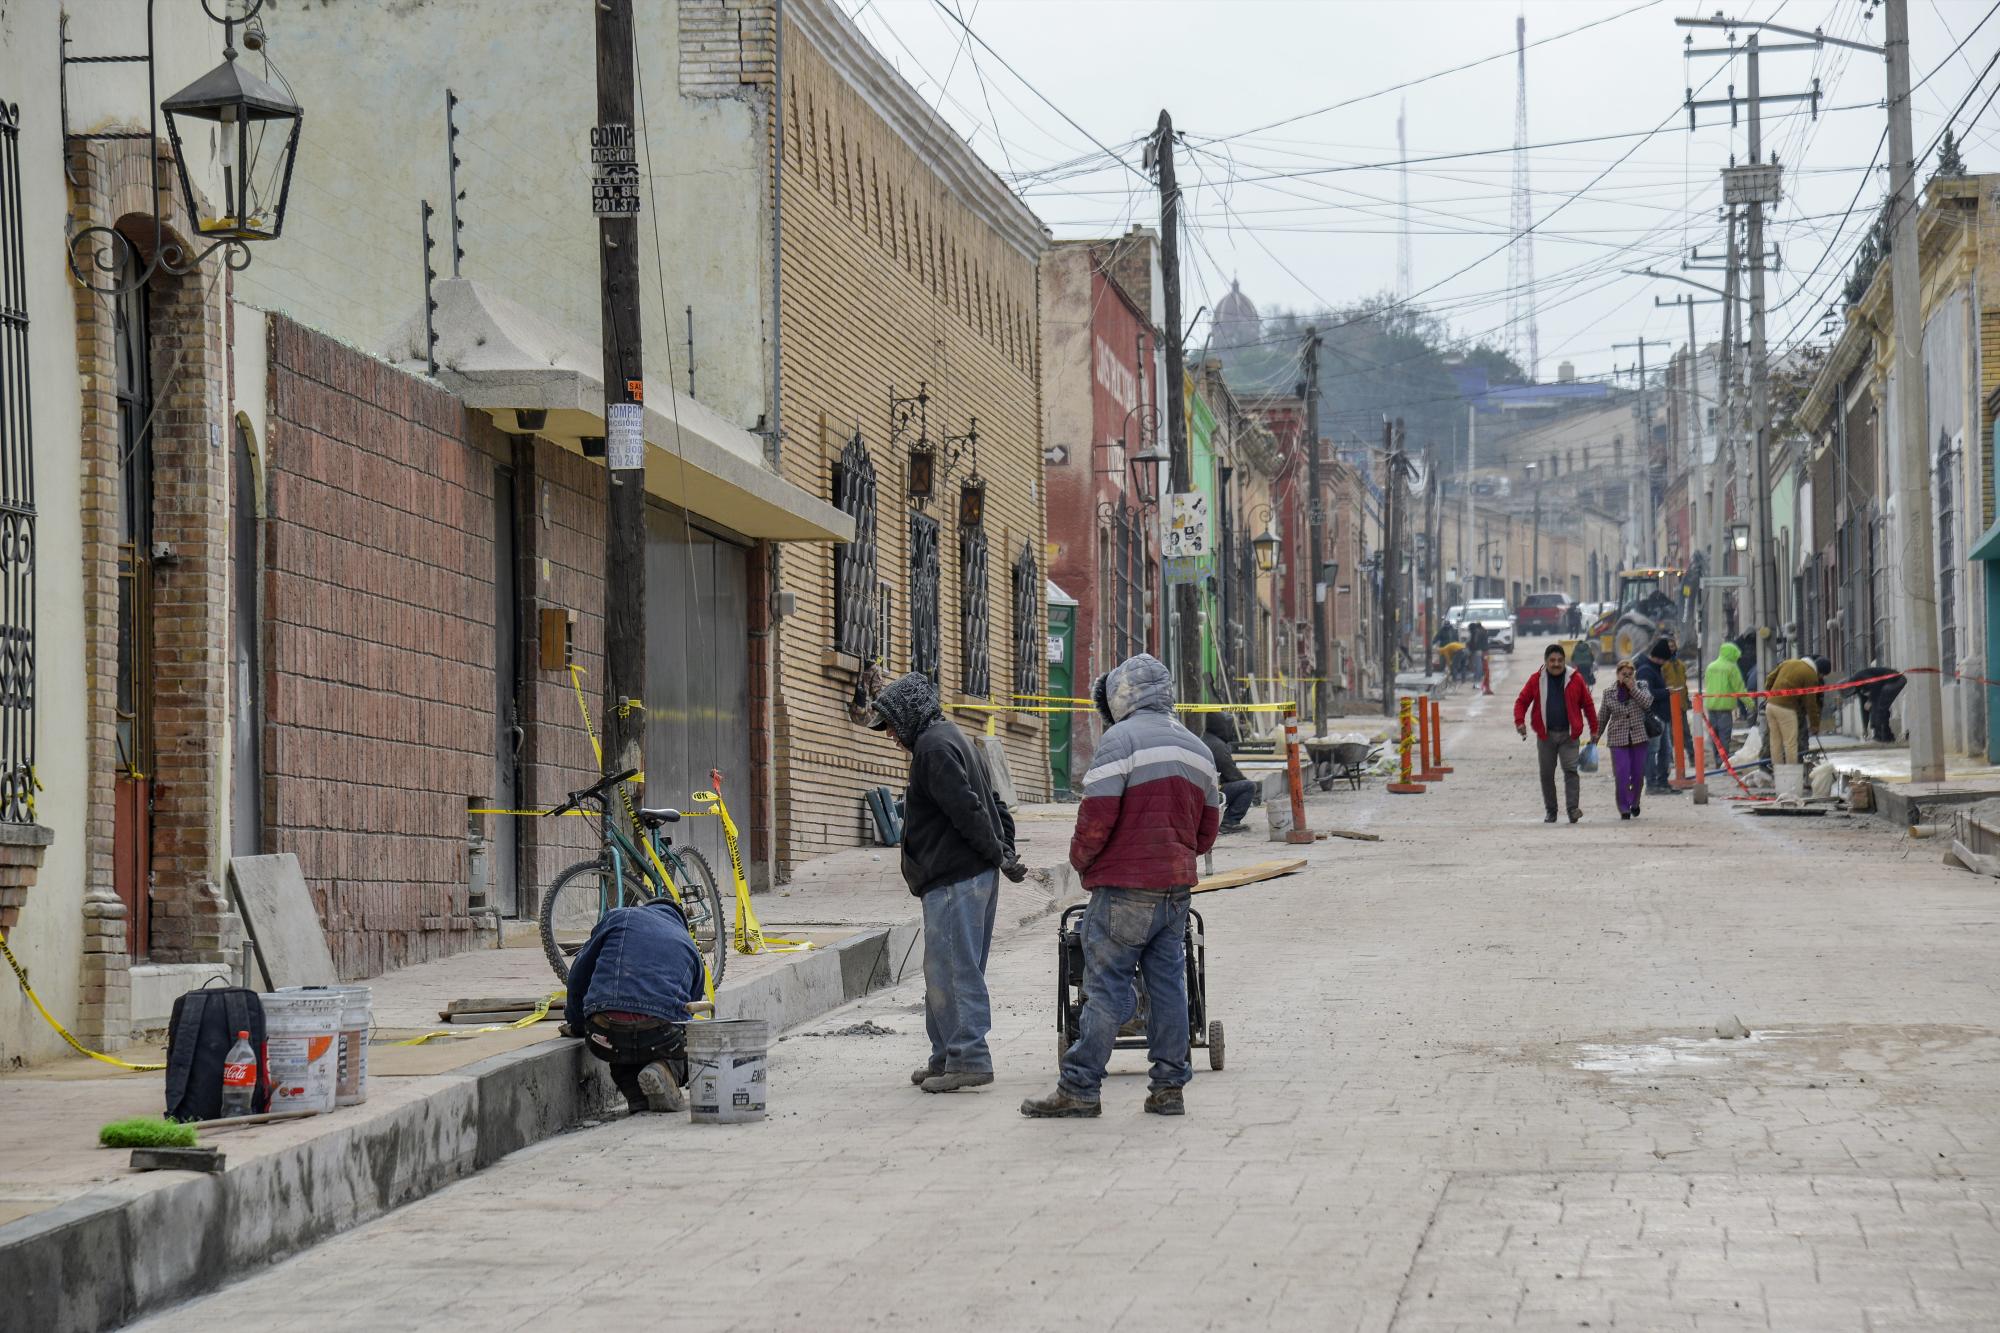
[921,1071,994,1093]
[1544,812,1558,823]
[1144,1087,1185,1116]
[911,1065,943,1087]
[1020,1087,1101,1118]
[636,1060,684,1113]
[1569,809,1582,824]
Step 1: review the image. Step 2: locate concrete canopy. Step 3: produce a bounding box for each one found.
[384,279,852,544]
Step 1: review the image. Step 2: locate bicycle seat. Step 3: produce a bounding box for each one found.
[637,807,682,828]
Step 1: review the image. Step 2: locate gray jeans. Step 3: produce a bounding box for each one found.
[921,869,999,1074]
[1538,733,1581,817]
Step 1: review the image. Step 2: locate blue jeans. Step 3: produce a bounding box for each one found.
[1059,887,1193,1099]
[922,869,998,1074]
[1646,727,1672,789]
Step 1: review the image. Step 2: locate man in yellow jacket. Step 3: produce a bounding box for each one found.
[1764,655,1831,766]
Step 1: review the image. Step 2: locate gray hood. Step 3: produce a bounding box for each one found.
[1100,653,1175,723]
[867,671,942,748]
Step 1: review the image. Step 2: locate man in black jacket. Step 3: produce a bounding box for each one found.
[1202,715,1258,833]
[868,672,1026,1094]
[1636,638,1680,797]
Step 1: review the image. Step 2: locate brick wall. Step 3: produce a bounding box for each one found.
[769,13,1047,874]
[263,318,492,978]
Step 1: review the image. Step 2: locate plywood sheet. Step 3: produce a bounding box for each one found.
[228,854,337,990]
[1192,859,1307,894]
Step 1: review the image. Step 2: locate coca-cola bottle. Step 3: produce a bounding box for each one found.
[221,1030,257,1118]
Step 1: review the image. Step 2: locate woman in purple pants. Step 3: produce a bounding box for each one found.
[1596,659,1654,819]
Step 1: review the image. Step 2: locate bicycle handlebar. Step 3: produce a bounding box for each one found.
[546,767,640,818]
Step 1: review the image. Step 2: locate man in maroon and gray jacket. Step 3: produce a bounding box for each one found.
[1022,654,1221,1120]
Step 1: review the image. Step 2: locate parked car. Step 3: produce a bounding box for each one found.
[1463,599,1515,653]
[1516,592,1573,635]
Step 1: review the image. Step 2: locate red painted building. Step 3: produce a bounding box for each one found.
[1040,240,1161,773]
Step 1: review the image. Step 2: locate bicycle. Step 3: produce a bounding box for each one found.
[537,767,729,990]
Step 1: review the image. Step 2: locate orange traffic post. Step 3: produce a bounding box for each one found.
[1413,694,1438,781]
[1480,653,1494,696]
[1669,691,1694,789]
[1387,696,1427,795]
[1690,689,1710,805]
[1430,697,1453,774]
[1282,709,1314,843]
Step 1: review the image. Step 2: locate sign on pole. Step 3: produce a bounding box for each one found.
[1164,491,1210,559]
[606,401,645,471]
[591,123,642,216]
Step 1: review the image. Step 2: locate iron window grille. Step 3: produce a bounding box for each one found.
[831,432,879,663]
[959,521,990,698]
[1936,432,1960,678]
[0,99,34,823]
[909,513,941,684]
[1012,541,1039,699]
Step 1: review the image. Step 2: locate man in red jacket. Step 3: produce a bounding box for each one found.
[1022,654,1220,1120]
[1514,642,1600,824]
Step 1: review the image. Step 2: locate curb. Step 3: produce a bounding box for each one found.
[0,923,921,1333]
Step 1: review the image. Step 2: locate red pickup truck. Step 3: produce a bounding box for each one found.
[1515,592,1573,635]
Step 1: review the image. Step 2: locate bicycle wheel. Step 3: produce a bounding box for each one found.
[662,844,727,988]
[540,857,653,983]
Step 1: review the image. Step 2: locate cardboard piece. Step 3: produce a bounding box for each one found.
[227,854,337,990]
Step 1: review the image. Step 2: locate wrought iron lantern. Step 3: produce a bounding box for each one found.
[161,40,303,243]
[1730,522,1751,553]
[1251,522,1282,574]
[64,0,304,296]
[959,478,986,528]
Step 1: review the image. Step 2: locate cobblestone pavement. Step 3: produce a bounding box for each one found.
[138,645,2000,1331]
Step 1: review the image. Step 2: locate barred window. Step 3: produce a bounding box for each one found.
[959,522,989,697]
[0,100,33,822]
[1012,541,1039,699]
[909,514,941,683]
[831,432,878,663]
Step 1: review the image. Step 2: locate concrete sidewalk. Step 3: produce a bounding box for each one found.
[0,822,1080,1333]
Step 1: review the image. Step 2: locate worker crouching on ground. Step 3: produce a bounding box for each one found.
[867,671,1026,1095]
[1514,642,1599,825]
[1023,654,1221,1120]
[1842,662,1905,743]
[1764,655,1831,768]
[1202,714,1258,835]
[563,898,703,1114]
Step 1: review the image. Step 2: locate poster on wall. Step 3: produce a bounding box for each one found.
[1164,491,1210,559]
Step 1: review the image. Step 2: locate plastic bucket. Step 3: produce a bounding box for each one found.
[278,986,373,1106]
[686,1019,768,1124]
[262,990,343,1114]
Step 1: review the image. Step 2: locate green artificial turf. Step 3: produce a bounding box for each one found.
[98,1116,199,1149]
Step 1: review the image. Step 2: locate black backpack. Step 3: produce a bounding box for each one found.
[164,985,270,1121]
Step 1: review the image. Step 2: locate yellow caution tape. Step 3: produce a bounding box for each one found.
[691,789,812,955]
[392,990,564,1046]
[0,926,165,1072]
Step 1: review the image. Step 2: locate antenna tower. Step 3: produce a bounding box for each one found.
[1506,13,1540,381]
[1396,98,1412,301]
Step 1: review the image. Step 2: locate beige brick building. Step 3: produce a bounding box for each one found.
[767,3,1049,870]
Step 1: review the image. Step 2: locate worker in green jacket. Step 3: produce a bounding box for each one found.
[1702,641,1750,754]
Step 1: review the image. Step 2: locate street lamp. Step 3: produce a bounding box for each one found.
[1730,522,1751,553]
[1251,521,1282,574]
[66,0,305,296]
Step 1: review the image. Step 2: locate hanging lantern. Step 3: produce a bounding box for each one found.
[161,47,304,243]
[1251,522,1282,574]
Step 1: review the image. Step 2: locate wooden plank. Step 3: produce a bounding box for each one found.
[1321,828,1381,842]
[1193,859,1307,894]
[1949,839,2000,879]
[445,996,562,1015]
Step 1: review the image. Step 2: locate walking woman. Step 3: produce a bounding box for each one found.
[1596,658,1654,819]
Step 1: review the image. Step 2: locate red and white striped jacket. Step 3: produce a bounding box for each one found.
[1069,655,1222,890]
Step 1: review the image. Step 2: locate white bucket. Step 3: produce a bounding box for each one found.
[279,985,372,1106]
[262,990,343,1114]
[686,1019,768,1124]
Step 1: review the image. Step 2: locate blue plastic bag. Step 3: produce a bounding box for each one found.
[1579,742,1600,773]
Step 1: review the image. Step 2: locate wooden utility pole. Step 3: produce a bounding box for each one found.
[1303,327,1327,736]
[595,0,647,788]
[1379,418,1402,717]
[1152,110,1202,711]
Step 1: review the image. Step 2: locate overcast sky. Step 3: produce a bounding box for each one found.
[840,0,1996,387]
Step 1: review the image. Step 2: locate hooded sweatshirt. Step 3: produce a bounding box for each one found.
[1069,654,1222,890]
[870,672,1012,897]
[1702,641,1747,708]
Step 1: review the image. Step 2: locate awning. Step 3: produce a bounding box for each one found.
[385,279,852,544]
[1970,516,2000,563]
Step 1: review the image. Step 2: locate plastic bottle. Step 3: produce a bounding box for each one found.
[221,1030,257,1118]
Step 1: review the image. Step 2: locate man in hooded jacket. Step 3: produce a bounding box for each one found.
[1702,640,1750,755]
[868,671,1027,1094]
[1022,654,1221,1119]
